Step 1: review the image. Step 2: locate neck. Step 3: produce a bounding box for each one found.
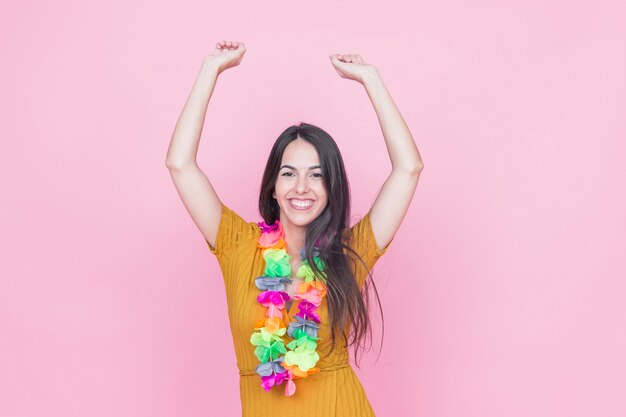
[280,216,307,260]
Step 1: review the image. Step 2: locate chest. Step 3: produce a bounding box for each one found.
[284,260,304,308]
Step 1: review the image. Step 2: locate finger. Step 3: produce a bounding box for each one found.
[354,55,363,64]
[333,56,346,66]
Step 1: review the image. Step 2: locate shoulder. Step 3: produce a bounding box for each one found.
[207,201,261,256]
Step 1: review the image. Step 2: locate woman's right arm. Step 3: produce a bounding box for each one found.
[165,41,246,249]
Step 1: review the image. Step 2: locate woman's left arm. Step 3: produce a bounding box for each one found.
[330,54,424,251]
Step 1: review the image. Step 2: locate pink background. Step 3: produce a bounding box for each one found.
[2,1,625,416]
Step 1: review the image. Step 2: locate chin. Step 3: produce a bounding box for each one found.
[281,209,322,225]
[288,213,319,224]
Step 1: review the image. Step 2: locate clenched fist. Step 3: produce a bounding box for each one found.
[203,40,246,75]
[329,53,378,85]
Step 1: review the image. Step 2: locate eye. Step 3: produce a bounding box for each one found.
[281,172,322,178]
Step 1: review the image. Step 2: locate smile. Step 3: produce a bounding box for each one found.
[288,199,314,210]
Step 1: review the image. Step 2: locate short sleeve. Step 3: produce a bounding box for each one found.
[205,201,258,266]
[347,210,393,288]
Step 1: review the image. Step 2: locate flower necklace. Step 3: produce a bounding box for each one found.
[250,219,328,397]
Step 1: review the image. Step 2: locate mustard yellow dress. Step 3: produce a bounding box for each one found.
[206,201,393,417]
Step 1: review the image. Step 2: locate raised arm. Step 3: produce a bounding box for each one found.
[166,41,246,249]
[330,53,424,252]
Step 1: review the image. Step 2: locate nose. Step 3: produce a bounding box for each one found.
[295,174,310,194]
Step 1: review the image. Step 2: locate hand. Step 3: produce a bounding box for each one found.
[203,40,246,75]
[329,53,378,85]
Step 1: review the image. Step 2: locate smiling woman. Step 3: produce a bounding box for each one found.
[244,123,396,403]
[166,40,422,417]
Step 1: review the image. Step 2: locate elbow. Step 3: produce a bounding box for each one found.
[407,161,424,176]
[165,157,195,171]
[165,158,179,171]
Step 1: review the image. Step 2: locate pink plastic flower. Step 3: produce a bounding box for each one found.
[258,221,284,248]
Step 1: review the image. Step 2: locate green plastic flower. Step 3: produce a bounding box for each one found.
[284,344,320,371]
[253,340,287,363]
[263,248,291,277]
[296,257,327,283]
[250,327,286,347]
[286,329,318,351]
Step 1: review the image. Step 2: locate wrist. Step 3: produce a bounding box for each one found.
[200,58,221,77]
[362,67,383,89]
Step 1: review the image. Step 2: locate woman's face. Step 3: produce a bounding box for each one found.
[273,139,328,228]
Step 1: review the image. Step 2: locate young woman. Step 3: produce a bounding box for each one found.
[166,40,423,416]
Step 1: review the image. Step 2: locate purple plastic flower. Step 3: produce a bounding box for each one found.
[260,370,289,391]
[295,300,321,323]
[257,291,289,306]
[257,220,279,233]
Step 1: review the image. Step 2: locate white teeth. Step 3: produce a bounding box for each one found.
[290,199,313,208]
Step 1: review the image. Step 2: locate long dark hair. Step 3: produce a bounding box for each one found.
[258,122,384,367]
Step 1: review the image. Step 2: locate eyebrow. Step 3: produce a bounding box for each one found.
[279,164,321,170]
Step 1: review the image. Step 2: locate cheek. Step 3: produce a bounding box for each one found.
[273,180,286,194]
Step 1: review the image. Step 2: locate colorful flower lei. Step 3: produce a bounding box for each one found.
[250,219,328,396]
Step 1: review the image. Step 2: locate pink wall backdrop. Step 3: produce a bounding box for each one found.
[2,0,625,416]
